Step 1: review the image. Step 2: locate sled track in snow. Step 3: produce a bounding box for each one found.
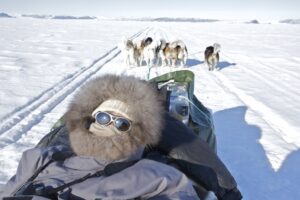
[218,52,300,144]
[0,27,150,149]
[220,52,300,101]
[194,56,299,146]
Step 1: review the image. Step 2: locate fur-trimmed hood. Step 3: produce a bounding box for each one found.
[65,75,164,161]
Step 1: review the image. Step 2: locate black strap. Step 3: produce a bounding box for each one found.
[45,160,138,196]
[13,151,74,196]
[3,196,34,200]
[46,173,97,195]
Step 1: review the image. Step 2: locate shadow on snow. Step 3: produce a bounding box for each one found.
[213,106,300,200]
[186,59,204,67]
[216,61,236,71]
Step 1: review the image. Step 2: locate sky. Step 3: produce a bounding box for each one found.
[0,0,300,20]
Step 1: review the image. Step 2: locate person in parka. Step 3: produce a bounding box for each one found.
[0,75,200,200]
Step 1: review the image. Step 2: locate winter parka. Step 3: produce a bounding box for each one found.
[0,145,199,200]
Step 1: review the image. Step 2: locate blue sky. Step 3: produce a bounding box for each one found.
[0,0,299,20]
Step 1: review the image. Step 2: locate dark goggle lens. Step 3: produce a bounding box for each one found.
[175,104,189,116]
[95,112,111,125]
[115,118,131,132]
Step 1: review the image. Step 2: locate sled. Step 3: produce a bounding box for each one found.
[31,70,241,199]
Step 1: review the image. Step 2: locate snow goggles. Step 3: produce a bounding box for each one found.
[95,111,131,132]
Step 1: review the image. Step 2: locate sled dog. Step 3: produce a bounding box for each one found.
[160,40,188,67]
[205,43,221,71]
[120,38,135,67]
[143,37,162,67]
[120,37,153,67]
[133,40,144,66]
[131,37,154,66]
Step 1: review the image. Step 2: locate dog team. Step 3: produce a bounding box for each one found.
[121,37,188,68]
[121,36,221,71]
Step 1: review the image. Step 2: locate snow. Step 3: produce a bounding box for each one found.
[0,18,300,199]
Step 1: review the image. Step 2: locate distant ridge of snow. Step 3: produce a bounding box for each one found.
[246,19,259,24]
[52,15,96,20]
[279,19,300,24]
[0,12,14,18]
[3,13,300,25]
[22,14,52,19]
[154,17,219,22]
[117,17,219,23]
[20,14,97,20]
[77,16,97,20]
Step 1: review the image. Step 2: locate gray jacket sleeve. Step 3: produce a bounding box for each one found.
[0,146,65,198]
[137,160,200,200]
[1,148,199,200]
[73,159,200,200]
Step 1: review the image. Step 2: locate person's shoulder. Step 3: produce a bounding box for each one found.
[23,145,67,156]
[20,145,70,165]
[136,158,169,166]
[133,159,185,177]
[128,159,199,199]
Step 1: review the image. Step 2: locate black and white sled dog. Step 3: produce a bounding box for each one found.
[204,43,221,71]
[159,40,188,67]
[143,37,162,67]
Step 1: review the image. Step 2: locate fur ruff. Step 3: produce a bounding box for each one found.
[65,75,164,161]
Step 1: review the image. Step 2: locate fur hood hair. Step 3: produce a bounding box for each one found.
[64,74,164,161]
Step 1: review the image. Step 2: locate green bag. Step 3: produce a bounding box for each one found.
[150,70,216,151]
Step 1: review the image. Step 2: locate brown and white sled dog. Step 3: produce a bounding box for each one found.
[120,37,150,67]
[133,40,145,66]
[159,40,188,67]
[133,37,153,67]
[120,38,135,67]
[205,43,221,71]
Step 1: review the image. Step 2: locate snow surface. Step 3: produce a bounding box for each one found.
[0,18,300,199]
